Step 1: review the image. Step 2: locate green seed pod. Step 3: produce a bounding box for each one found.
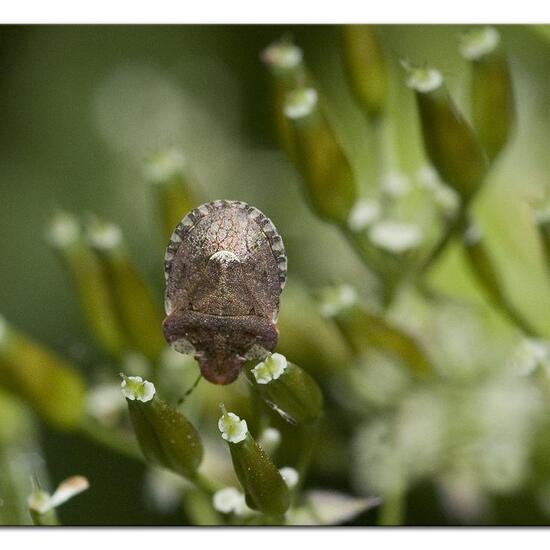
[46,211,128,359]
[537,211,550,268]
[122,375,203,479]
[460,27,515,162]
[218,410,290,517]
[462,224,506,305]
[0,316,85,429]
[285,87,358,224]
[405,63,488,201]
[247,354,323,425]
[144,149,201,243]
[262,37,309,161]
[341,25,388,121]
[87,218,165,363]
[319,284,433,376]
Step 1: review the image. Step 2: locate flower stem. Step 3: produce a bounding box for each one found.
[378,489,405,526]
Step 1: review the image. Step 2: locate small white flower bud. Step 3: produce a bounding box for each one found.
[279,467,299,489]
[46,212,80,248]
[261,41,303,70]
[258,427,282,454]
[381,172,411,198]
[218,412,248,444]
[120,375,156,403]
[347,199,381,232]
[369,220,423,253]
[252,353,288,384]
[87,220,123,250]
[284,88,318,120]
[404,64,443,93]
[144,148,187,184]
[212,487,251,515]
[460,27,500,61]
[319,284,357,318]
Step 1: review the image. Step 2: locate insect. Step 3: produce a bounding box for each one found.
[162,200,287,385]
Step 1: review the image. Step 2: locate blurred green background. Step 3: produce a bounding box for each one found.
[2,24,550,525]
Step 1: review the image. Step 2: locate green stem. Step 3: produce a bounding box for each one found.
[378,489,405,526]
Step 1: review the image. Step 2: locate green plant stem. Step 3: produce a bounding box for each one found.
[378,489,405,526]
[0,445,29,525]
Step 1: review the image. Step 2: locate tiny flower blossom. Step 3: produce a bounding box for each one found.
[259,427,282,453]
[381,172,411,198]
[369,220,423,254]
[218,411,248,444]
[319,284,357,318]
[261,41,303,70]
[46,212,80,248]
[252,353,288,384]
[144,148,187,184]
[460,27,500,60]
[87,220,123,251]
[404,64,443,94]
[212,487,251,515]
[284,88,318,119]
[120,375,156,402]
[347,199,381,232]
[28,476,89,514]
[279,467,299,489]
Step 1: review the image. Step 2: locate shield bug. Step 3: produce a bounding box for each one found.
[162,200,287,385]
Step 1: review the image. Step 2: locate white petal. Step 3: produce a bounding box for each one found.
[49,476,90,509]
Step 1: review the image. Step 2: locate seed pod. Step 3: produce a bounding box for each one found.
[122,375,203,479]
[87,218,165,363]
[144,148,201,243]
[218,410,290,516]
[341,25,388,121]
[405,63,488,201]
[247,353,323,425]
[285,87,358,224]
[319,284,433,376]
[460,27,514,162]
[46,211,128,359]
[261,37,309,161]
[462,224,506,304]
[0,316,85,429]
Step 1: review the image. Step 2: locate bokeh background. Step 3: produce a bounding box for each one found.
[3,24,550,525]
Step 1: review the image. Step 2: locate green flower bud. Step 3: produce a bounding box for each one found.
[341,25,388,121]
[0,316,85,429]
[87,218,165,363]
[122,375,203,479]
[247,354,323,425]
[285,86,358,225]
[46,211,128,359]
[319,285,433,376]
[460,27,515,162]
[144,148,201,243]
[405,63,488,201]
[218,409,290,517]
[262,37,308,161]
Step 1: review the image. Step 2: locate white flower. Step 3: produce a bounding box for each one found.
[120,375,156,403]
[87,221,122,250]
[279,467,299,489]
[284,88,318,120]
[46,212,80,248]
[405,66,443,93]
[381,172,411,197]
[258,427,282,454]
[262,42,303,70]
[347,199,381,232]
[369,221,423,253]
[218,412,248,444]
[28,476,89,514]
[319,284,357,318]
[252,353,288,384]
[212,487,251,516]
[460,27,500,60]
[144,148,187,184]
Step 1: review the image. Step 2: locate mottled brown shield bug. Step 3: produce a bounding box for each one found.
[162,200,287,385]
